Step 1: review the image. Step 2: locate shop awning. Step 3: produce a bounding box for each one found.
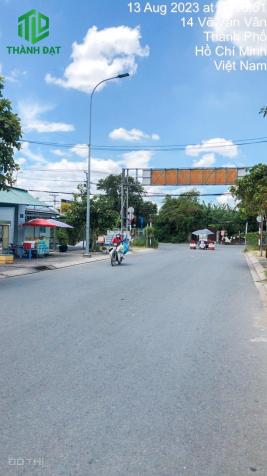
[46,219,73,229]
[23,218,73,228]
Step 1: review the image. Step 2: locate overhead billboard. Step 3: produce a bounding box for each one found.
[142,168,248,186]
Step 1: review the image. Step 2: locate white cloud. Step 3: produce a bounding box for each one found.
[217,192,236,207]
[109,127,160,142]
[71,144,121,174]
[213,0,267,54]
[122,150,153,169]
[45,25,149,94]
[186,138,238,158]
[51,149,68,157]
[72,144,153,171]
[16,147,122,203]
[193,153,216,168]
[92,158,121,176]
[16,142,47,164]
[16,158,27,166]
[144,185,203,195]
[0,64,27,84]
[71,144,88,159]
[18,101,75,133]
[16,160,85,204]
[6,69,27,84]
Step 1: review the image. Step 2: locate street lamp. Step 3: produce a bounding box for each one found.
[84,73,130,256]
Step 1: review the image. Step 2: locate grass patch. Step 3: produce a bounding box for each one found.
[132,236,158,248]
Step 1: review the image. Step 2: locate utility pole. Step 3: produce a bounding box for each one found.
[120,169,125,232]
[50,193,58,251]
[245,221,248,247]
[50,193,58,210]
[260,214,264,257]
[84,73,129,256]
[126,169,129,231]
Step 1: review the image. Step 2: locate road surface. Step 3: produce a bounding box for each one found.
[0,244,267,476]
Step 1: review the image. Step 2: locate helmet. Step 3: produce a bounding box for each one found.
[116,233,121,238]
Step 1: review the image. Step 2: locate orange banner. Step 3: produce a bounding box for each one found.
[150,168,238,186]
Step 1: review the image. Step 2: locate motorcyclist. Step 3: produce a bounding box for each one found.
[112,233,122,247]
[111,233,129,259]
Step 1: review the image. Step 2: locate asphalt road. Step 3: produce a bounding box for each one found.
[1,244,267,476]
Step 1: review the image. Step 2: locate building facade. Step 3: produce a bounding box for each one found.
[0,187,58,251]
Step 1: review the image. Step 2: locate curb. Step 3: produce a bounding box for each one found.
[0,248,154,280]
[245,252,267,308]
[0,255,110,279]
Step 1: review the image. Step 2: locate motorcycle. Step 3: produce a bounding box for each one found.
[109,243,124,266]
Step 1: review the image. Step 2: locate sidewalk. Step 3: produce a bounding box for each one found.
[245,250,267,308]
[0,249,110,279]
[0,247,155,279]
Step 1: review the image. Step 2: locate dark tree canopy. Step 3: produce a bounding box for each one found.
[62,175,157,245]
[230,164,267,217]
[0,76,22,190]
[97,174,157,226]
[155,192,246,243]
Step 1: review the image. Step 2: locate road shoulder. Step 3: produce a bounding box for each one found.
[245,251,267,310]
[0,247,155,279]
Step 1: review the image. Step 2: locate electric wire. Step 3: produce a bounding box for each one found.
[19,136,267,152]
[27,188,231,198]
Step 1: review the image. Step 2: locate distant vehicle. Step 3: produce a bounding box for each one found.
[198,240,207,250]
[208,242,215,251]
[189,241,197,250]
[223,236,232,245]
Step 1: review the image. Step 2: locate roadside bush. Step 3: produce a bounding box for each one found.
[246,232,259,250]
[149,238,159,248]
[245,232,266,250]
[132,236,159,248]
[132,236,146,247]
[56,229,69,247]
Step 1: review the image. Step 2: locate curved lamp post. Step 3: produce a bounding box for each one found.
[84,73,130,256]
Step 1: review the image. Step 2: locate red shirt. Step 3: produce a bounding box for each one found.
[112,236,121,245]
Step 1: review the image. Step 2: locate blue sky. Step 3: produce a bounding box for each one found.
[0,0,267,206]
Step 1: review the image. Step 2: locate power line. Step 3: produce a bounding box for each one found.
[28,188,232,198]
[28,189,76,195]
[19,176,82,183]
[18,168,112,175]
[19,136,267,152]
[18,176,84,183]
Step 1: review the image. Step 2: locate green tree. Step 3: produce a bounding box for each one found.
[230,163,267,218]
[156,192,205,242]
[203,203,246,235]
[97,174,144,211]
[97,174,157,227]
[63,184,86,245]
[63,183,120,246]
[0,76,22,190]
[91,195,120,236]
[63,175,157,245]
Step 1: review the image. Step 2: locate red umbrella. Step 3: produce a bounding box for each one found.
[23,218,57,228]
